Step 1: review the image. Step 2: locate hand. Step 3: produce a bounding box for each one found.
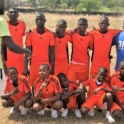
[22,69,30,77]
[61,93,68,100]
[26,29,32,35]
[40,81,48,90]
[12,87,20,95]
[77,84,83,94]
[71,27,78,34]
[93,87,102,94]
[112,86,120,91]
[26,49,32,60]
[40,99,45,104]
[63,91,72,98]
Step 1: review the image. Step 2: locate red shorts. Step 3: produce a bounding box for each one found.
[11,95,23,104]
[67,95,77,109]
[67,63,89,81]
[81,94,105,111]
[90,64,110,79]
[111,97,124,113]
[54,65,68,76]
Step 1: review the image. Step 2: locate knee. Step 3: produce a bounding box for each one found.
[106,93,113,100]
[112,110,121,119]
[32,103,41,113]
[53,100,63,110]
[81,107,89,115]
[2,100,8,108]
[25,99,33,109]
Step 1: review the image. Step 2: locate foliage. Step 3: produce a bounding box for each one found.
[75,0,102,12]
[61,3,68,11]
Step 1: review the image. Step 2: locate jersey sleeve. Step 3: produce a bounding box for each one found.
[0,18,10,38]
[53,78,62,93]
[49,32,55,46]
[88,34,94,50]
[110,77,116,87]
[22,78,31,93]
[22,22,26,36]
[25,32,32,46]
[67,34,72,43]
[70,81,80,89]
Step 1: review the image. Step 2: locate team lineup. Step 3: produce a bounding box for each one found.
[1,0,124,124]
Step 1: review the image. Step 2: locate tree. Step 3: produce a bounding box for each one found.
[28,0,37,8]
[41,0,57,10]
[76,0,102,12]
[61,3,68,11]
[107,0,117,8]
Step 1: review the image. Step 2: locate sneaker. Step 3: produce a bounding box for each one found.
[38,109,45,115]
[61,108,68,117]
[10,107,15,115]
[88,108,94,116]
[51,107,58,118]
[106,113,115,123]
[21,106,27,115]
[75,109,82,118]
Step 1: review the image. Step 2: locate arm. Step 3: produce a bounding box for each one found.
[34,88,43,102]
[23,46,31,76]
[1,92,12,99]
[41,93,60,103]
[49,46,55,74]
[94,87,113,94]
[2,36,31,55]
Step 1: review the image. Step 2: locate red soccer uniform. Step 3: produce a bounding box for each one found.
[34,75,62,105]
[62,81,80,109]
[90,29,120,78]
[6,20,26,74]
[81,77,111,111]
[54,32,72,75]
[26,28,55,86]
[110,74,124,112]
[4,75,31,104]
[67,30,93,81]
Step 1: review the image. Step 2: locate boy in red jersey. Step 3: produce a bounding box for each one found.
[81,67,115,123]
[67,18,93,81]
[110,61,124,119]
[4,8,26,74]
[54,19,71,75]
[24,13,55,86]
[1,67,33,115]
[90,16,120,79]
[57,73,85,118]
[33,64,63,118]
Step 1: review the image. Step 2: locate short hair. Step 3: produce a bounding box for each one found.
[58,19,67,26]
[100,16,109,22]
[36,12,45,18]
[8,7,18,12]
[78,18,88,23]
[40,64,50,70]
[98,67,108,73]
[7,66,18,73]
[57,73,67,79]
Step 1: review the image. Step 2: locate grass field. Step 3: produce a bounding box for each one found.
[1,12,124,124]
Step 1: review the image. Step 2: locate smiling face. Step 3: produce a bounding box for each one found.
[39,65,50,80]
[0,0,5,15]
[8,69,18,83]
[7,8,18,21]
[97,68,107,82]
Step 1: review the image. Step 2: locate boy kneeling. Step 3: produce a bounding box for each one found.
[1,67,33,115]
[57,73,85,118]
[81,67,115,123]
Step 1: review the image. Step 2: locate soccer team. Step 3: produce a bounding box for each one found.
[1,4,124,124]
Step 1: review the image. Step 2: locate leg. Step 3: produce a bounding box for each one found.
[24,98,33,109]
[2,98,14,108]
[103,93,115,123]
[51,100,63,118]
[32,102,44,113]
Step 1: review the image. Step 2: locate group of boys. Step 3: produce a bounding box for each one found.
[1,7,124,124]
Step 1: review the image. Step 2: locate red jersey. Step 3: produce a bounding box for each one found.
[71,31,93,65]
[34,75,62,99]
[4,75,31,98]
[26,28,55,66]
[55,32,71,67]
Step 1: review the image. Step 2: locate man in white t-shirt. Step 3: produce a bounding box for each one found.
[0,0,31,95]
